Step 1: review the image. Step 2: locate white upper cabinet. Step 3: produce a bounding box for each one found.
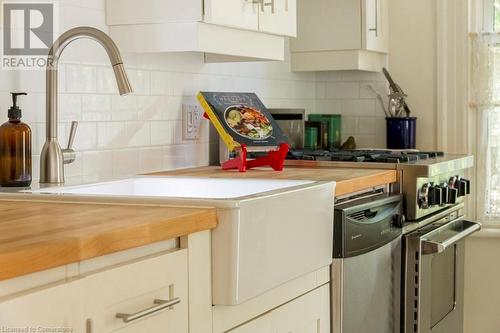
[363,0,389,53]
[204,0,259,31]
[259,0,297,37]
[106,0,297,61]
[290,0,389,72]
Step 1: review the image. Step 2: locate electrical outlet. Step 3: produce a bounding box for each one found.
[183,103,203,140]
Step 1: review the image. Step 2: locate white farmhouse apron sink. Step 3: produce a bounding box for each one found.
[27,176,335,305]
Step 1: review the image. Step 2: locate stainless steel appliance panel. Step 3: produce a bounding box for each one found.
[269,108,305,150]
[403,211,481,333]
[332,237,401,333]
[332,194,403,333]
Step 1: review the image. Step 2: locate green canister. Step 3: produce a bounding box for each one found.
[304,127,318,149]
[308,114,341,150]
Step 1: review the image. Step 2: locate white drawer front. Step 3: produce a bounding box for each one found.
[0,280,86,331]
[84,249,188,333]
[228,284,330,333]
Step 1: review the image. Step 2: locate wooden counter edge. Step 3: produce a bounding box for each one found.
[335,170,398,196]
[0,204,217,282]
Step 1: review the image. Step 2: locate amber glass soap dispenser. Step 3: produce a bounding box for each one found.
[0,92,31,187]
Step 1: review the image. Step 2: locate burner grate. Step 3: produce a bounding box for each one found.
[285,149,445,163]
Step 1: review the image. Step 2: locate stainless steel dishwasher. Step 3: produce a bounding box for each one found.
[332,194,404,333]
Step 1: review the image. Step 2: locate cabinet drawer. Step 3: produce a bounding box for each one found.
[85,249,188,333]
[0,279,85,331]
[228,284,330,333]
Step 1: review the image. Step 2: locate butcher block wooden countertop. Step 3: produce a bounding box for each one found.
[0,200,217,281]
[149,166,399,197]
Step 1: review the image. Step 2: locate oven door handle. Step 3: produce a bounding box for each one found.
[421,220,481,255]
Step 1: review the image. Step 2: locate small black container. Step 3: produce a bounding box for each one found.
[386,117,416,149]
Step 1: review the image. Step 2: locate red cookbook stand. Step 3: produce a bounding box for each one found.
[203,112,289,173]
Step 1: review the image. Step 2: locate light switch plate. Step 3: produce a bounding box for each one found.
[183,103,203,140]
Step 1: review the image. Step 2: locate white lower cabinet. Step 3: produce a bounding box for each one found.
[0,279,86,331]
[0,249,188,333]
[83,249,189,333]
[229,284,330,333]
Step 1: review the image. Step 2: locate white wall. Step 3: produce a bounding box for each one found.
[389,0,437,150]
[465,232,500,333]
[0,0,387,184]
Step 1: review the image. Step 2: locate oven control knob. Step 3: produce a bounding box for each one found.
[438,184,450,204]
[428,186,443,206]
[448,187,458,204]
[449,176,459,188]
[392,214,405,228]
[418,183,430,209]
[458,178,471,196]
[457,179,468,197]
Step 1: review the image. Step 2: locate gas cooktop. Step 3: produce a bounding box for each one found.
[286,149,445,163]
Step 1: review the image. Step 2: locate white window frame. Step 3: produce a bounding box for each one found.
[483,0,495,31]
[478,0,500,221]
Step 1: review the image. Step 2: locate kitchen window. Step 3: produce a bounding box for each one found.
[472,0,500,220]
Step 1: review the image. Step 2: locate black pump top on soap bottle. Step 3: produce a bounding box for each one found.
[8,92,27,120]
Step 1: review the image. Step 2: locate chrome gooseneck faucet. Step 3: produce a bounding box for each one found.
[40,27,133,184]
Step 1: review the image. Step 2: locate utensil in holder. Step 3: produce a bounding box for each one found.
[386,117,416,149]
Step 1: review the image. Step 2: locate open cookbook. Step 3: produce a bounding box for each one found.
[197,92,288,152]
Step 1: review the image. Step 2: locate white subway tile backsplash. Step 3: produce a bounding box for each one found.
[341,99,376,116]
[315,82,326,99]
[96,67,116,94]
[165,97,184,121]
[162,145,187,170]
[128,70,151,95]
[171,120,183,145]
[64,152,83,178]
[82,95,112,121]
[137,96,165,120]
[341,71,384,82]
[112,149,140,178]
[151,121,173,146]
[111,95,137,120]
[82,151,113,181]
[72,122,97,150]
[19,93,45,124]
[126,121,151,147]
[357,117,377,135]
[139,147,164,173]
[66,64,97,93]
[97,122,127,149]
[60,94,82,122]
[342,116,358,135]
[316,71,343,82]
[325,82,360,99]
[359,81,389,99]
[150,71,171,95]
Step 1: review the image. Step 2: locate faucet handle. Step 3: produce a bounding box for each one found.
[67,121,78,150]
[62,121,78,165]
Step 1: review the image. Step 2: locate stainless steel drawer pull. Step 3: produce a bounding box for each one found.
[116,297,181,323]
[262,0,275,13]
[421,220,481,255]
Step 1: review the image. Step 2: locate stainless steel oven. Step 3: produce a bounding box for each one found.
[403,205,481,333]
